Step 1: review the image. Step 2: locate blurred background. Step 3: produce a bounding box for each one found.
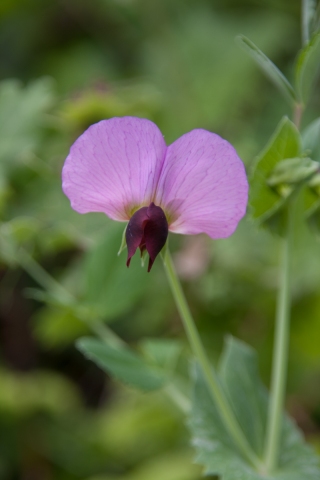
[0,0,319,479]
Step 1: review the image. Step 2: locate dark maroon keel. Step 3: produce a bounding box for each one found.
[126,203,168,272]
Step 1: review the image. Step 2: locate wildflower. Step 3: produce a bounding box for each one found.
[62,117,248,271]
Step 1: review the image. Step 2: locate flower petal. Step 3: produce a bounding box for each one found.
[155,129,248,238]
[62,117,167,221]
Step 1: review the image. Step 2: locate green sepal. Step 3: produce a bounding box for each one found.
[140,247,148,268]
[117,222,128,256]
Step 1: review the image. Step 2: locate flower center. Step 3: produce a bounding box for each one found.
[126,202,168,272]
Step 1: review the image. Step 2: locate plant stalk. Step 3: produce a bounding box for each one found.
[162,249,263,471]
[264,205,294,471]
[17,247,122,347]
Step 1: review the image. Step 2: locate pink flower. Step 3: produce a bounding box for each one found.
[62,117,248,271]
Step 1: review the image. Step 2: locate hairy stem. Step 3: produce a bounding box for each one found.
[162,248,263,471]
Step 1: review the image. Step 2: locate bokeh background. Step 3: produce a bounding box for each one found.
[0,0,320,479]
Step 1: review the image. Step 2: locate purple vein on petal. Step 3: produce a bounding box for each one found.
[62,117,167,221]
[154,129,248,238]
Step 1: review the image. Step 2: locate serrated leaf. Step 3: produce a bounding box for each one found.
[296,31,320,104]
[84,223,149,320]
[236,36,296,105]
[250,117,301,232]
[189,336,320,480]
[77,337,167,391]
[302,117,320,161]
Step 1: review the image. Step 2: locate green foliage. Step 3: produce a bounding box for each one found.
[249,117,301,234]
[236,36,296,105]
[0,1,319,479]
[77,337,167,391]
[60,83,161,132]
[84,223,149,320]
[139,338,182,371]
[143,7,293,140]
[301,118,320,233]
[33,305,90,349]
[302,0,318,46]
[295,31,320,104]
[302,117,320,161]
[0,78,54,172]
[267,157,318,187]
[87,451,202,480]
[0,369,80,415]
[189,337,320,479]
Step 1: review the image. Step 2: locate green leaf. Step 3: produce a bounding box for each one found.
[33,305,89,349]
[250,117,301,232]
[189,336,320,479]
[139,338,182,371]
[77,337,167,391]
[0,78,54,172]
[84,223,149,320]
[301,119,320,233]
[302,0,317,46]
[306,197,320,237]
[295,31,320,104]
[236,36,296,105]
[302,117,320,161]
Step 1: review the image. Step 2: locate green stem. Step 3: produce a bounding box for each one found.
[17,248,73,303]
[164,383,191,414]
[17,247,122,346]
[17,247,193,414]
[162,249,263,471]
[264,205,294,471]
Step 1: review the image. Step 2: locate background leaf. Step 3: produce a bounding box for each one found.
[295,31,320,104]
[302,117,320,161]
[139,338,182,371]
[302,0,318,46]
[236,35,296,105]
[249,116,301,232]
[189,337,320,480]
[84,223,149,320]
[0,78,54,173]
[77,337,167,392]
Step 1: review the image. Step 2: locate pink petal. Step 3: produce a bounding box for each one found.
[154,129,248,238]
[62,117,167,221]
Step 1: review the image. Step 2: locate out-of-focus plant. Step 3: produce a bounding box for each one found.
[1,1,320,480]
[54,1,320,479]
